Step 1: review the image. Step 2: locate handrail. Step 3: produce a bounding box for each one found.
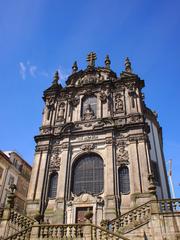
[110,198,180,224]
[3,226,32,240]
[110,199,152,223]
[90,223,130,240]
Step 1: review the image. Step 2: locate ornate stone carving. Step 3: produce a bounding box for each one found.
[62,143,68,149]
[125,82,135,91]
[40,126,52,135]
[83,104,95,120]
[116,145,129,165]
[128,134,147,142]
[99,90,107,103]
[81,144,95,151]
[115,93,124,113]
[46,96,55,107]
[69,96,80,107]
[71,193,95,203]
[84,122,92,127]
[129,114,143,123]
[50,148,61,170]
[106,137,113,144]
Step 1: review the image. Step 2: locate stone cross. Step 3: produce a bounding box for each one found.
[87,52,97,67]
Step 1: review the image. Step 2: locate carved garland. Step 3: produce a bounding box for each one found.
[49,148,62,170]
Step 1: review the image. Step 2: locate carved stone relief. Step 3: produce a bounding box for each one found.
[50,148,62,170]
[116,145,129,165]
[116,137,129,165]
[129,114,143,123]
[69,96,80,107]
[81,144,95,151]
[40,126,52,135]
[99,90,107,103]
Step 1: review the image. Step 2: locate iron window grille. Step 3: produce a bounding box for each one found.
[72,154,104,195]
[118,166,130,194]
[48,172,58,198]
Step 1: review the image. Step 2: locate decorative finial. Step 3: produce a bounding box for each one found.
[105,55,111,69]
[52,70,59,85]
[125,57,132,73]
[86,52,97,67]
[72,61,78,73]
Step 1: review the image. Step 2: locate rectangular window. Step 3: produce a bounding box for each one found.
[8,175,15,185]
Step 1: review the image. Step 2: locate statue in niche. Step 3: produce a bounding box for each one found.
[57,103,65,121]
[83,104,95,120]
[115,94,124,113]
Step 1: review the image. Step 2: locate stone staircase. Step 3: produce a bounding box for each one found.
[1,198,180,240]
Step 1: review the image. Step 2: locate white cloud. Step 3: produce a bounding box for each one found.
[29,65,37,77]
[57,66,70,84]
[19,62,26,79]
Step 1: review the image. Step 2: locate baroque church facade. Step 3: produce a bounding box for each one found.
[26,52,170,225]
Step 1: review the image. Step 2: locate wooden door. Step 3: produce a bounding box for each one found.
[75,207,93,223]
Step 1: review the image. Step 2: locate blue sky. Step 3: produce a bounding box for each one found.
[0,0,180,197]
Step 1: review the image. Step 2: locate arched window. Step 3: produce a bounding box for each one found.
[118,166,130,194]
[48,172,58,198]
[71,154,104,195]
[81,96,97,119]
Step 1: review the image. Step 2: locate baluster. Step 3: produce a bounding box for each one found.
[92,226,97,239]
[40,226,44,238]
[49,226,54,237]
[124,215,128,226]
[99,228,102,240]
[111,222,115,233]
[64,226,67,238]
[161,201,165,212]
[115,220,119,232]
[69,225,72,238]
[45,226,49,238]
[129,212,133,224]
[60,226,64,238]
[54,226,58,238]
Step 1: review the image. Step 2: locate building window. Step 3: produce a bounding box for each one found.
[8,175,15,185]
[71,153,104,195]
[118,166,130,194]
[151,161,160,185]
[81,96,97,119]
[48,172,58,198]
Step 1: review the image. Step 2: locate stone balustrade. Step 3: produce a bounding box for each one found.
[158,198,180,212]
[5,209,35,237]
[109,201,152,234]
[3,223,130,240]
[39,224,83,239]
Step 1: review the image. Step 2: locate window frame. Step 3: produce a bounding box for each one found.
[118,165,130,195]
[71,153,104,196]
[48,172,58,199]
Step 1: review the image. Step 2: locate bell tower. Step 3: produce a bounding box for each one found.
[26,53,170,224]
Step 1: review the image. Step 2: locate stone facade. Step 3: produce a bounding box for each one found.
[26,53,170,227]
